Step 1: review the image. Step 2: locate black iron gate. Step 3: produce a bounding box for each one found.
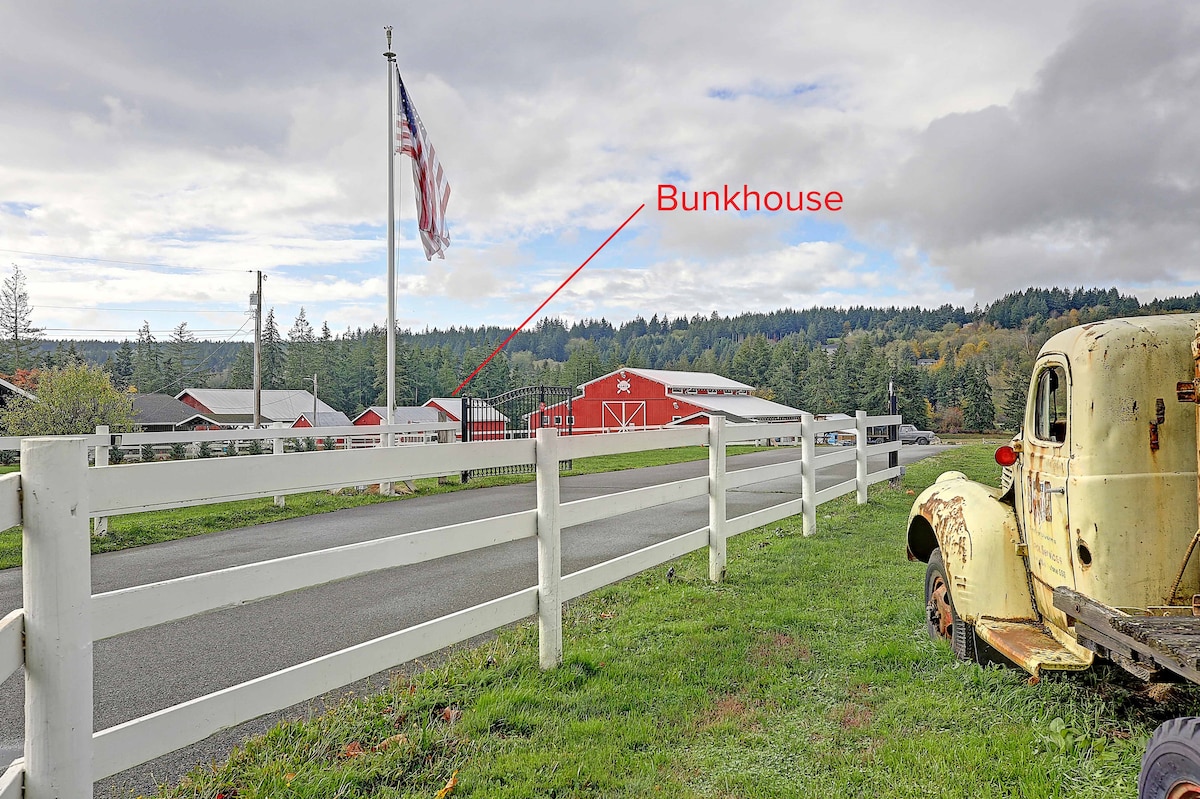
[461,385,574,480]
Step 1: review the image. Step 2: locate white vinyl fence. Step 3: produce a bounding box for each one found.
[0,411,899,799]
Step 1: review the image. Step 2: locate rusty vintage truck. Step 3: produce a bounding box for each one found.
[905,312,1200,797]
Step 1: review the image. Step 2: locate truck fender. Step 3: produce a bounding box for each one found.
[907,471,1038,624]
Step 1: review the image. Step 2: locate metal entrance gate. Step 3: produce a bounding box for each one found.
[462,386,574,480]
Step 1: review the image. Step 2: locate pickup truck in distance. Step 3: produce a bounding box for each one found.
[898,423,934,445]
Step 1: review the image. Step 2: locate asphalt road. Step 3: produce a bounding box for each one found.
[0,443,950,797]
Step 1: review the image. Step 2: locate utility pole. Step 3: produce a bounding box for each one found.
[310,373,318,424]
[252,270,263,428]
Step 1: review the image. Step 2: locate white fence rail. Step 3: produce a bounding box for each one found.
[2,411,901,797]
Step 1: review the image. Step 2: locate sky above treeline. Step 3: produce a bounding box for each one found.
[1,1,1198,342]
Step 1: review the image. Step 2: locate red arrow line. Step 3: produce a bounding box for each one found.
[452,203,645,396]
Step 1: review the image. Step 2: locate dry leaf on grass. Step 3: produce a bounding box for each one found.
[373,733,410,752]
[434,770,459,798]
[341,741,364,758]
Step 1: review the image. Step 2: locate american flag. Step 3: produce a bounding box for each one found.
[395,70,451,260]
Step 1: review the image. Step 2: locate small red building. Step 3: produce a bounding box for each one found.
[539,368,802,433]
[423,398,508,441]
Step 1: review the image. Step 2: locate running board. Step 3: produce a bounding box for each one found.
[974,619,1092,675]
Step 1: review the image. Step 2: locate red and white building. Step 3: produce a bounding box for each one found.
[538,368,802,433]
[423,398,508,441]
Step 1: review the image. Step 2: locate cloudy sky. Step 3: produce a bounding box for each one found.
[1,1,1197,343]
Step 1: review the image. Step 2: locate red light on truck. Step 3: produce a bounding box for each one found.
[995,446,1018,466]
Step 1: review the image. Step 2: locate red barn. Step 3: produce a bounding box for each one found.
[540,368,802,433]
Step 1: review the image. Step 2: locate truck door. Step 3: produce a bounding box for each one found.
[1024,360,1076,629]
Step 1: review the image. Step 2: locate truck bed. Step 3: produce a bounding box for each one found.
[1054,587,1200,683]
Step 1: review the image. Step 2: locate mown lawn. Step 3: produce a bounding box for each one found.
[152,445,1197,798]
[0,444,772,570]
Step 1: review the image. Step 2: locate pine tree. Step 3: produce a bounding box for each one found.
[261,309,285,389]
[131,321,161,393]
[0,264,44,373]
[227,343,254,389]
[162,321,205,391]
[962,362,996,431]
[284,307,316,388]
[111,340,134,390]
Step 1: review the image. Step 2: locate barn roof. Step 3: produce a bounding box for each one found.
[293,411,353,428]
[177,389,339,421]
[353,406,443,424]
[425,397,508,423]
[131,393,211,426]
[579,368,753,392]
[683,393,803,420]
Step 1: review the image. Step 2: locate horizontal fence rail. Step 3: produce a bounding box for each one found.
[6,411,907,797]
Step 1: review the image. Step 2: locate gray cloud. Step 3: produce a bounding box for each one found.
[855,0,1200,302]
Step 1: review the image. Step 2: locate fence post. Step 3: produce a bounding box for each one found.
[801,411,817,537]
[379,425,394,496]
[708,414,727,583]
[23,437,92,799]
[93,425,110,537]
[855,411,868,505]
[271,423,286,507]
[536,427,562,669]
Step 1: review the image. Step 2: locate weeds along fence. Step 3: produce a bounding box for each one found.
[0,412,899,799]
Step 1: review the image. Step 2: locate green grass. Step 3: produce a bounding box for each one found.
[150,444,1196,798]
[0,445,772,570]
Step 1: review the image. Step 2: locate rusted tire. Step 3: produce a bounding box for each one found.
[1140,717,1200,799]
[925,548,974,661]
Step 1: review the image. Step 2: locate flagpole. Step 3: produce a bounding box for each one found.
[384,27,397,433]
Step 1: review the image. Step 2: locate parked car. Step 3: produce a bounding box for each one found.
[898,423,935,445]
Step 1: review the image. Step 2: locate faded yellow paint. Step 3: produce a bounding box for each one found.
[908,473,1037,624]
[908,312,1200,677]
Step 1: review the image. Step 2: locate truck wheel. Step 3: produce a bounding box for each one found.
[925,548,974,661]
[915,437,929,446]
[1140,717,1200,799]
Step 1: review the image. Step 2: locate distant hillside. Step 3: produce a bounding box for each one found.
[27,286,1200,434]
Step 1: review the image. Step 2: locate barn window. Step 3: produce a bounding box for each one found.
[554,415,562,425]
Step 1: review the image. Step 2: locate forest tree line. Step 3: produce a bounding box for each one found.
[18,285,1200,434]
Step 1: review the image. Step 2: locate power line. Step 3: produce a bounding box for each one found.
[0,248,256,274]
[38,304,245,314]
[142,317,254,395]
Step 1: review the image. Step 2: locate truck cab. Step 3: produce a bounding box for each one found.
[907,313,1200,675]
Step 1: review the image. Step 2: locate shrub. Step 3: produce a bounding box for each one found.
[140,443,156,462]
[247,439,263,456]
[169,442,186,460]
[108,447,126,465]
[0,451,15,467]
[198,441,213,458]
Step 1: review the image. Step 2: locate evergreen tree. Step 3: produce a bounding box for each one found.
[1000,370,1030,431]
[227,343,254,389]
[131,321,161,393]
[284,307,316,388]
[261,309,285,389]
[0,264,44,373]
[111,340,134,390]
[961,362,996,431]
[730,334,772,388]
[162,321,205,391]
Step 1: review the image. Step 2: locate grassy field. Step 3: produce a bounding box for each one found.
[149,444,1196,798]
[0,444,772,570]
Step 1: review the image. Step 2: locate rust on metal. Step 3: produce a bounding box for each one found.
[1179,380,1198,403]
[975,619,1090,674]
[927,573,953,641]
[918,494,972,566]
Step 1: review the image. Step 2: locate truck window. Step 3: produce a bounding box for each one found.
[1033,365,1068,443]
